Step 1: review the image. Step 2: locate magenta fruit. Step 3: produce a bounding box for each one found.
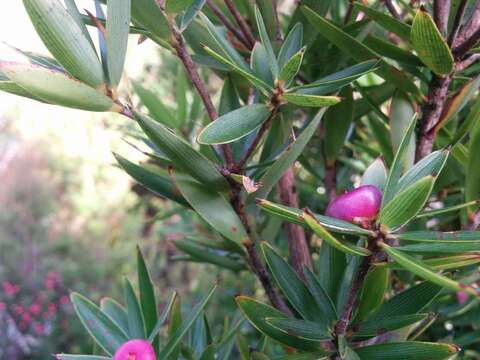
[326,185,382,223]
[113,339,156,360]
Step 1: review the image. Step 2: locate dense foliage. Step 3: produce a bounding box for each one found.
[2,0,480,359]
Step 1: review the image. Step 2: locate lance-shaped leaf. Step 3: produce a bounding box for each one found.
[174,239,246,271]
[303,267,337,325]
[57,356,110,360]
[278,23,303,69]
[283,93,341,108]
[303,210,371,256]
[356,266,389,321]
[279,47,305,84]
[466,119,480,210]
[355,341,459,360]
[395,230,480,242]
[100,298,129,335]
[262,243,326,323]
[131,0,170,48]
[180,0,206,32]
[294,60,380,95]
[235,296,322,351]
[361,157,388,191]
[123,279,146,340]
[265,318,331,341]
[351,314,428,338]
[248,108,326,202]
[390,92,416,173]
[256,199,375,236]
[254,5,279,78]
[158,284,217,358]
[71,293,129,355]
[64,0,95,48]
[0,62,115,111]
[106,0,131,87]
[381,114,417,208]
[134,111,229,190]
[379,243,478,296]
[379,176,435,231]
[363,35,423,67]
[383,254,480,271]
[23,0,104,87]
[324,86,353,162]
[170,170,248,245]
[353,3,411,41]
[137,247,158,348]
[148,292,177,342]
[0,77,45,102]
[165,0,194,13]
[251,43,274,86]
[198,104,271,145]
[394,242,480,254]
[114,154,188,206]
[411,7,453,75]
[301,6,420,97]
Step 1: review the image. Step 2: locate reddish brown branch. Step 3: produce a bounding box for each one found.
[278,167,312,276]
[456,53,480,71]
[453,3,480,57]
[324,162,337,202]
[448,0,468,46]
[433,0,451,37]
[384,0,401,20]
[224,0,256,49]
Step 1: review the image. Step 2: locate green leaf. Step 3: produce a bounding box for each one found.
[23,0,104,87]
[248,109,326,201]
[124,278,146,338]
[394,242,480,254]
[137,247,158,346]
[389,92,416,173]
[256,199,375,236]
[202,45,272,92]
[279,47,305,84]
[301,6,420,97]
[114,154,188,206]
[166,295,182,360]
[356,266,389,321]
[303,210,371,256]
[175,66,188,127]
[180,0,206,32]
[379,176,435,230]
[262,243,326,323]
[63,0,95,49]
[316,244,346,309]
[198,104,271,145]
[131,0,170,48]
[158,284,217,358]
[368,281,441,320]
[396,231,480,242]
[303,267,337,325]
[363,35,422,67]
[175,239,245,271]
[235,296,322,352]
[254,5,279,78]
[396,149,449,193]
[56,356,110,360]
[106,0,130,87]
[353,3,411,41]
[453,94,480,143]
[283,93,341,107]
[165,0,194,13]
[278,23,303,69]
[0,62,114,112]
[265,318,331,341]
[148,292,177,342]
[355,341,459,360]
[411,8,454,75]
[324,86,354,162]
[381,114,417,208]
[352,314,427,338]
[133,81,179,128]
[71,293,128,355]
[100,298,129,335]
[170,171,248,245]
[466,117,480,209]
[379,243,478,295]
[251,43,275,86]
[0,78,45,102]
[383,254,480,271]
[134,111,229,190]
[361,157,388,191]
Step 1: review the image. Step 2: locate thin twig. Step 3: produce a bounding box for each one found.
[456,53,480,71]
[324,162,337,202]
[272,0,283,42]
[454,27,480,58]
[278,167,312,277]
[170,26,234,168]
[384,0,401,20]
[448,0,468,46]
[453,3,480,57]
[224,0,256,49]
[433,0,451,37]
[206,0,252,50]
[344,0,355,24]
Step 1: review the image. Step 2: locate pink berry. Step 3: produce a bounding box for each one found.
[326,185,382,223]
[113,339,156,360]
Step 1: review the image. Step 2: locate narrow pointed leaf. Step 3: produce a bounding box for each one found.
[394,242,480,254]
[23,0,104,86]
[137,247,158,346]
[148,292,177,342]
[158,284,217,358]
[0,79,45,102]
[396,230,480,242]
[254,5,278,78]
[356,342,459,360]
[283,93,341,107]
[251,43,274,86]
[170,171,248,245]
[361,157,388,191]
[0,62,114,111]
[303,210,371,256]
[64,0,95,48]
[390,92,416,173]
[411,8,454,75]
[124,278,146,338]
[131,0,170,47]
[100,298,129,335]
[106,0,131,87]
[71,293,128,355]
[198,105,271,145]
[134,111,229,190]
[356,266,389,321]
[379,176,435,230]
[57,356,110,360]
[165,0,194,13]
[383,254,480,271]
[265,318,331,341]
[278,23,303,69]
[279,47,305,84]
[352,314,427,338]
[380,243,477,295]
[180,0,207,32]
[303,267,337,324]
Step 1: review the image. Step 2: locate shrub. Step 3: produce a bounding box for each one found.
[2,0,480,359]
